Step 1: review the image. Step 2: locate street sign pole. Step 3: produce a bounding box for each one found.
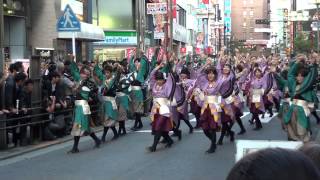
[72,32,76,62]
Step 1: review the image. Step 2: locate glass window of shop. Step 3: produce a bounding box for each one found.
[92,0,135,30]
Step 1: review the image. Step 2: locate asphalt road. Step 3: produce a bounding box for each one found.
[0,112,318,180]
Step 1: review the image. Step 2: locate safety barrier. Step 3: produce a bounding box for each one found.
[0,105,100,150]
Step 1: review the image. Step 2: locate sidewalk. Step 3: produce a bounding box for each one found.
[0,127,103,161]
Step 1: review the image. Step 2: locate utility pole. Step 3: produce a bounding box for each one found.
[169,0,173,52]
[0,0,4,75]
[164,0,169,55]
[317,2,320,53]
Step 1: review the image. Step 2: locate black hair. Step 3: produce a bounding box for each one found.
[224,64,232,69]
[48,71,60,81]
[134,58,141,63]
[9,63,17,73]
[64,60,71,66]
[297,67,309,77]
[205,66,217,75]
[227,148,320,180]
[180,67,190,77]
[82,61,90,66]
[299,143,320,170]
[80,66,91,75]
[104,65,113,73]
[254,68,262,75]
[155,71,165,80]
[14,73,27,82]
[236,64,243,72]
[24,79,34,86]
[14,62,23,71]
[48,63,57,73]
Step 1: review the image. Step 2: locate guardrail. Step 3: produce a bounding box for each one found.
[0,105,101,150]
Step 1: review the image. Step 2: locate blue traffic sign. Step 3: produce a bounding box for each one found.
[57,4,81,32]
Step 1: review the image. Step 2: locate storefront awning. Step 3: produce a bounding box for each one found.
[58,22,105,42]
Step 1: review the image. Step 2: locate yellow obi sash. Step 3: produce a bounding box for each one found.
[204,95,222,112]
[75,100,91,115]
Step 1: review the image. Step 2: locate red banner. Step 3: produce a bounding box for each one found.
[147,48,155,61]
[180,47,186,54]
[172,0,177,19]
[196,48,201,55]
[202,0,209,4]
[126,48,136,62]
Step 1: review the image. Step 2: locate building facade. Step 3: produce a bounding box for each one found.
[231,0,270,45]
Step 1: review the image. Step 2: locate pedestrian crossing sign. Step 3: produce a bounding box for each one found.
[57,4,81,32]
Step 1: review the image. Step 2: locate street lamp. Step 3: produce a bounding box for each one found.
[313,0,320,53]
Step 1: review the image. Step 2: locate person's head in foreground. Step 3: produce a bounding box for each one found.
[299,142,320,171]
[226,148,320,180]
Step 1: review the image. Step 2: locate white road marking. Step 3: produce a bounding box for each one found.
[260,113,278,123]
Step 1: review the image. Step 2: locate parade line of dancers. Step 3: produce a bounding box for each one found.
[67,48,320,154]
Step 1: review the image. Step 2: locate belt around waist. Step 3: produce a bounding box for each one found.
[292,99,314,108]
[206,96,221,104]
[252,89,264,95]
[116,92,127,97]
[102,96,116,102]
[75,100,89,106]
[75,100,91,115]
[154,98,170,106]
[131,86,142,91]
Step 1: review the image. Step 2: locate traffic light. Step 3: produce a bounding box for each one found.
[255,19,270,25]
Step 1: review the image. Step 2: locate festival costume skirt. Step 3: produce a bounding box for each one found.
[130,88,144,114]
[190,96,201,117]
[71,101,91,137]
[286,106,311,142]
[200,105,221,130]
[102,97,118,127]
[150,98,173,132]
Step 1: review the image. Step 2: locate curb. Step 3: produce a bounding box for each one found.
[0,127,104,161]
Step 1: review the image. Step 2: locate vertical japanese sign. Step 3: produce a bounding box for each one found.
[147,1,168,39]
[224,0,231,35]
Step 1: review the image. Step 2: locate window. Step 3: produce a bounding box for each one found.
[243,0,247,6]
[94,0,135,30]
[178,6,186,27]
[250,10,254,16]
[243,11,247,17]
[243,22,247,27]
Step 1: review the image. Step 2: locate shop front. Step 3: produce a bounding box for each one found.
[93,31,137,62]
[173,22,187,58]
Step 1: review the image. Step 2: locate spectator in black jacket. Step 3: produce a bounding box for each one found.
[19,79,34,146]
[4,64,18,112]
[6,72,27,146]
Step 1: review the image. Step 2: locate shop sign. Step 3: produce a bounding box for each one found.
[147,3,168,15]
[101,31,137,46]
[173,23,187,43]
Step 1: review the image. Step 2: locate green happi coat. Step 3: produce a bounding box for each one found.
[129,55,148,103]
[71,89,92,136]
[282,62,318,129]
[102,76,118,121]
